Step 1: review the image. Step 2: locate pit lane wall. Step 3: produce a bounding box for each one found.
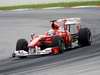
[0,0,99,6]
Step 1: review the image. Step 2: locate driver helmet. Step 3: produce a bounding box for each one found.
[51,21,60,30]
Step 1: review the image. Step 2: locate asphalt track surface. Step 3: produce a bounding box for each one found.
[0,8,100,75]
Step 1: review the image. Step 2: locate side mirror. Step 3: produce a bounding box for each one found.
[31,33,35,40]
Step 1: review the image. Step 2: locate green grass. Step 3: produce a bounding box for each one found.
[0,1,100,10]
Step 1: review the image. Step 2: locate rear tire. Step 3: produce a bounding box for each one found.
[16,39,29,52]
[78,28,92,46]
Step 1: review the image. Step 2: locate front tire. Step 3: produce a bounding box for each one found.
[16,39,29,52]
[12,53,16,57]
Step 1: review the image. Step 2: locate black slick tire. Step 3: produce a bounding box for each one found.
[16,39,29,52]
[78,28,92,46]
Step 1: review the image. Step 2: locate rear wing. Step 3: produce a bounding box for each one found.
[50,18,81,33]
[51,18,80,24]
[65,18,80,25]
[65,18,80,33]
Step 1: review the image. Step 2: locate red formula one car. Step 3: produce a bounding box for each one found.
[12,18,92,58]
